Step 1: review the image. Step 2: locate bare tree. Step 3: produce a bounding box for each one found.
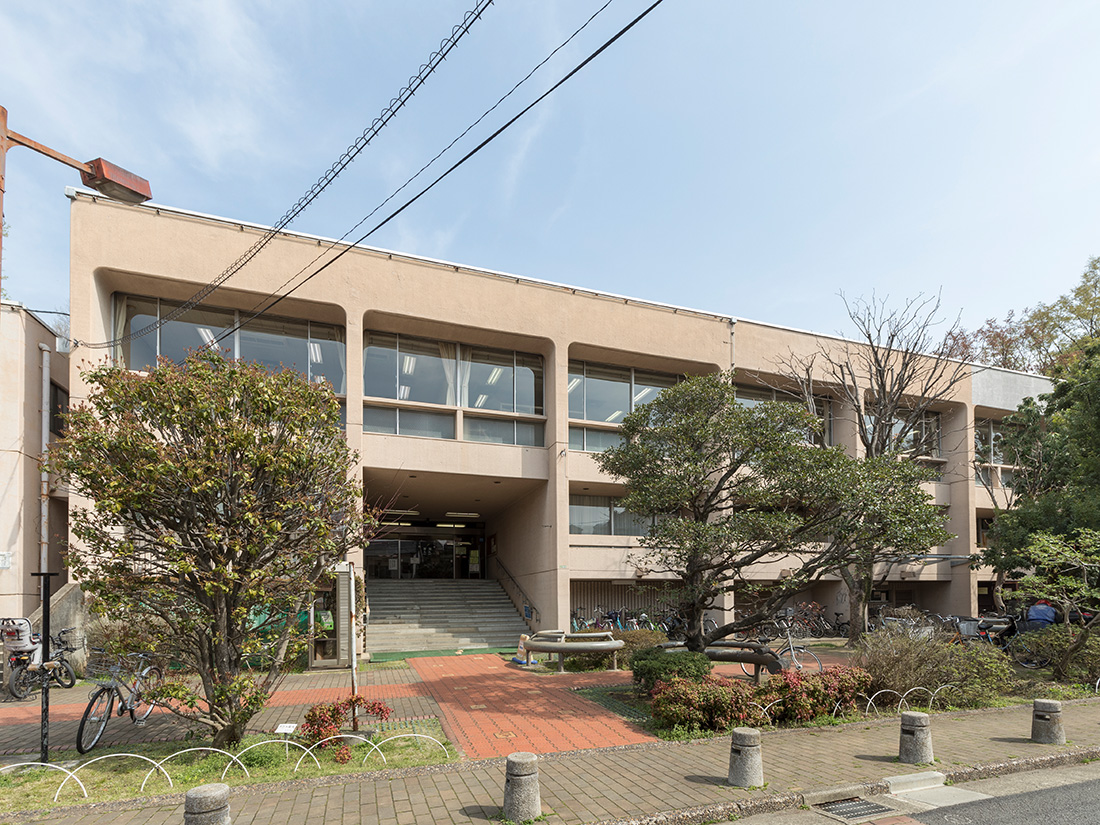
[774,293,971,639]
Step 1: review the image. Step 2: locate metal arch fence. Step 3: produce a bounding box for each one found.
[1,730,450,804]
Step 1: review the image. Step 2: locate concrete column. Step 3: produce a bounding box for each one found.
[184,783,231,825]
[899,711,933,764]
[727,727,764,787]
[503,751,541,823]
[1031,699,1065,745]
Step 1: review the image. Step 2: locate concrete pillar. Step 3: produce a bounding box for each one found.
[727,727,764,787]
[503,751,541,823]
[899,711,933,764]
[1031,699,1065,745]
[184,783,231,825]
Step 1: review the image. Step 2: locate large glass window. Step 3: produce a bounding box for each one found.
[363,332,543,416]
[568,494,651,536]
[569,426,622,453]
[735,384,832,446]
[116,296,346,392]
[568,361,678,424]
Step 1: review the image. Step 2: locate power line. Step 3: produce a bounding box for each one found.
[217,0,619,345]
[204,0,667,354]
[82,0,496,351]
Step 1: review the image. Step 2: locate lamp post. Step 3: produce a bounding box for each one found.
[0,104,151,311]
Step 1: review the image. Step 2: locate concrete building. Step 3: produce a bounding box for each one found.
[0,302,69,620]
[62,189,1050,655]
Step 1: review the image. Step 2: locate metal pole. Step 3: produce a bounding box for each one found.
[31,571,58,763]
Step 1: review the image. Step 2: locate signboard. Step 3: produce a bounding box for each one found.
[275,723,298,735]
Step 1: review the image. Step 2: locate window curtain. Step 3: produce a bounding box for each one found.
[456,346,473,408]
[438,342,458,405]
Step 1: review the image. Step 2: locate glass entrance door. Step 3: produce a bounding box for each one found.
[364,526,484,579]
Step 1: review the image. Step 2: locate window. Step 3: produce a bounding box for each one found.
[569,426,622,453]
[49,383,68,436]
[116,296,346,393]
[975,419,1011,465]
[735,384,832,446]
[362,333,545,446]
[568,494,652,536]
[894,411,942,458]
[568,361,677,426]
[977,517,995,548]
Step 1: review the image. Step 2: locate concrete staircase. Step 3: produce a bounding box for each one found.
[362,579,532,654]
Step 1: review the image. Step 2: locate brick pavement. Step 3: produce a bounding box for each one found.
[5,649,1100,825]
[11,697,1100,825]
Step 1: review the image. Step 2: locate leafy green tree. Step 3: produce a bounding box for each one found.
[51,351,372,747]
[595,371,950,653]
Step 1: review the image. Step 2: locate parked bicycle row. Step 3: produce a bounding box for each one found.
[570,604,718,639]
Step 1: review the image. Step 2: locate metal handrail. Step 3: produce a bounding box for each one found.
[490,557,540,628]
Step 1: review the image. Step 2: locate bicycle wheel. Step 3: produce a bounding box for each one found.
[1008,639,1050,669]
[77,688,115,753]
[702,618,719,635]
[779,646,823,673]
[8,666,36,700]
[52,661,77,689]
[131,666,163,722]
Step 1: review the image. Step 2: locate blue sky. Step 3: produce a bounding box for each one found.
[2,1,1099,340]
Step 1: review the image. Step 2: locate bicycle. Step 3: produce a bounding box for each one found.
[739,616,823,676]
[77,650,164,754]
[4,622,81,699]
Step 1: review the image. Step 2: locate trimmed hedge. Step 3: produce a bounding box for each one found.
[563,629,668,672]
[630,646,713,692]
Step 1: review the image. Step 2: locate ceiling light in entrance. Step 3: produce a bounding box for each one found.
[384,509,420,517]
[445,512,480,518]
[435,523,466,528]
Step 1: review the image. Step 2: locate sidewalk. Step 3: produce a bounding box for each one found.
[4,652,1099,825]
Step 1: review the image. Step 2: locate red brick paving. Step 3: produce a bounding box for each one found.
[409,654,654,758]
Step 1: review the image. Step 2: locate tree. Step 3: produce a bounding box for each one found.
[595,370,950,653]
[775,293,968,637]
[983,343,1100,677]
[51,351,372,747]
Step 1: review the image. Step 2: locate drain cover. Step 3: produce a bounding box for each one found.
[814,798,895,819]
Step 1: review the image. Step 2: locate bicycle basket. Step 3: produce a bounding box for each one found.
[85,652,120,686]
[956,619,980,637]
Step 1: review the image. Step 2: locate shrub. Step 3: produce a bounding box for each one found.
[650,675,757,730]
[648,666,872,732]
[563,629,668,671]
[1020,625,1100,684]
[631,648,713,693]
[299,694,393,748]
[853,627,1012,708]
[756,667,872,724]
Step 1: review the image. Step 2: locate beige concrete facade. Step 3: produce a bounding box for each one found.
[0,303,69,619]
[63,191,1049,633]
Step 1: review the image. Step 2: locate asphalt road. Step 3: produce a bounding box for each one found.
[914,776,1099,825]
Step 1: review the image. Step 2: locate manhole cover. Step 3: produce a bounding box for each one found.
[815,798,895,819]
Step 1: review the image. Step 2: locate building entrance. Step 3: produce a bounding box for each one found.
[364,524,485,580]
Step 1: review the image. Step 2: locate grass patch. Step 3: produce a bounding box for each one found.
[0,720,456,815]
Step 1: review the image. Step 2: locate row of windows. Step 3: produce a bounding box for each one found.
[364,333,543,415]
[363,405,544,446]
[568,495,653,536]
[568,361,677,424]
[120,297,347,392]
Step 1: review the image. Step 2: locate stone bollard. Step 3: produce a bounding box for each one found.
[898,711,934,764]
[727,727,764,788]
[504,752,541,823]
[184,783,231,825]
[1032,699,1065,745]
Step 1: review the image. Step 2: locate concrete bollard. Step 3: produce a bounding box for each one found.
[504,752,541,823]
[727,727,764,787]
[1032,699,1065,745]
[898,711,934,764]
[184,783,231,825]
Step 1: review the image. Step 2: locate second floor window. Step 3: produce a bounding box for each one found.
[364,333,543,415]
[117,296,346,393]
[568,361,677,424]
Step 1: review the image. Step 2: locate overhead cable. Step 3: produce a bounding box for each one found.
[82,0,495,350]
[206,0,667,352]
[216,0,618,343]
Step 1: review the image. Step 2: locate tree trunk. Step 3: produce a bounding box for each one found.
[992,570,1007,613]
